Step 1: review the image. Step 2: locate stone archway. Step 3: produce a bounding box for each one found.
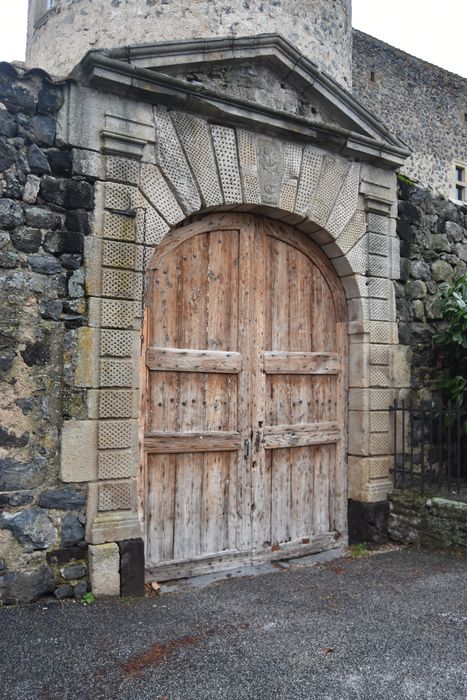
[59,107,404,573]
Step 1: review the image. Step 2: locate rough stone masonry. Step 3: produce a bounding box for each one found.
[395,178,467,401]
[0,63,93,603]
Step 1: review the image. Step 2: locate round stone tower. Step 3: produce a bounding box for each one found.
[26,0,353,87]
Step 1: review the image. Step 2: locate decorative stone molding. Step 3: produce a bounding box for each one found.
[57,39,409,552]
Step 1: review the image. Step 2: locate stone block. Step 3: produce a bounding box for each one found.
[237,129,262,205]
[39,487,85,510]
[211,125,243,205]
[89,542,120,598]
[155,107,201,213]
[369,389,394,411]
[347,456,369,501]
[333,236,368,277]
[118,538,145,597]
[326,163,360,239]
[106,156,140,185]
[368,456,391,480]
[369,432,390,455]
[102,210,136,242]
[0,508,57,552]
[87,389,139,419]
[101,268,143,301]
[75,327,99,388]
[370,344,390,366]
[279,142,302,213]
[98,449,137,480]
[369,321,398,344]
[88,297,139,331]
[100,329,137,358]
[98,420,136,450]
[61,513,85,547]
[370,411,390,433]
[340,273,367,301]
[310,155,350,228]
[99,359,137,388]
[90,511,142,545]
[102,239,144,272]
[370,365,390,388]
[60,420,98,482]
[369,298,395,323]
[47,546,87,565]
[171,114,222,209]
[362,479,393,503]
[349,342,369,388]
[349,388,369,412]
[0,565,54,604]
[98,479,134,512]
[61,563,87,580]
[390,345,411,388]
[348,499,389,544]
[348,298,369,322]
[360,164,397,201]
[348,411,369,455]
[72,148,104,180]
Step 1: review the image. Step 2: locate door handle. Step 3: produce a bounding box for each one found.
[243,438,250,459]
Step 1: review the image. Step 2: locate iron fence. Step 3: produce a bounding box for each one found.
[390,400,467,494]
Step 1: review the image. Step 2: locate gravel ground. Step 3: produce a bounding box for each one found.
[0,547,466,700]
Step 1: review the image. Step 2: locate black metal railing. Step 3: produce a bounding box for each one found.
[390,400,467,494]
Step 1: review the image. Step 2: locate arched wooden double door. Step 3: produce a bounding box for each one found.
[141,214,347,580]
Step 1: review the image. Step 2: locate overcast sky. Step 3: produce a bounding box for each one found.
[0,0,466,79]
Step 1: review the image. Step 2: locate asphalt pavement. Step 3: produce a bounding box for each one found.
[0,546,466,700]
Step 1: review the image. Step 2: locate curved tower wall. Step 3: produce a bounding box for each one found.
[26,0,353,86]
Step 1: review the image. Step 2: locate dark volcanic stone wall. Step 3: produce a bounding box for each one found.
[0,63,93,603]
[396,179,467,399]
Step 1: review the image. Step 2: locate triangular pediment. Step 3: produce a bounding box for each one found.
[155,57,347,132]
[75,34,410,168]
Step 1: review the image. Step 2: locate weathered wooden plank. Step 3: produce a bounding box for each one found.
[311,269,336,352]
[146,454,176,562]
[146,533,344,581]
[177,234,209,432]
[235,218,254,550]
[264,421,339,435]
[206,230,240,437]
[250,221,269,550]
[264,427,340,450]
[313,445,330,535]
[289,446,314,540]
[288,248,313,426]
[144,431,242,453]
[263,351,340,375]
[146,347,242,373]
[270,448,291,545]
[202,234,236,553]
[201,451,232,555]
[147,249,180,433]
[173,453,203,559]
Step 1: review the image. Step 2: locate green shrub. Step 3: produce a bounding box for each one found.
[434,274,467,408]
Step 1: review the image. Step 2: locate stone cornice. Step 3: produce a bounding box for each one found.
[73,35,410,169]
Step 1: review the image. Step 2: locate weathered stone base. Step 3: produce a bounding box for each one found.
[119,538,145,597]
[348,499,389,544]
[388,491,467,549]
[89,538,145,598]
[89,542,120,597]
